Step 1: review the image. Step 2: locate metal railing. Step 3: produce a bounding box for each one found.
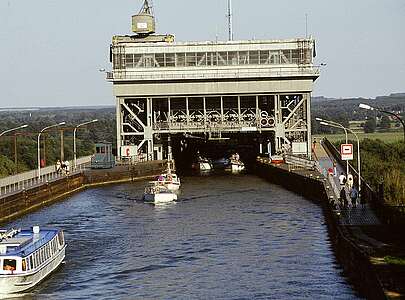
[0,156,92,197]
[109,66,320,81]
[284,154,317,171]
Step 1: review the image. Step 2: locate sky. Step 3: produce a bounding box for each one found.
[0,0,404,108]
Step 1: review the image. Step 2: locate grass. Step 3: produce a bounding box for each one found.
[314,131,403,143]
[384,256,405,266]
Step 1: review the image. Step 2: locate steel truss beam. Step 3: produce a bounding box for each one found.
[117,93,311,160]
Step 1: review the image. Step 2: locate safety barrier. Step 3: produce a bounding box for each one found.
[0,156,92,197]
[284,154,318,171]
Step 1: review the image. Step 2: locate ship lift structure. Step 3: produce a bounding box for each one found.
[108,1,320,161]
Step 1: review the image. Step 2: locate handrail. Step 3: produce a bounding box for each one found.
[284,154,317,170]
[0,156,92,197]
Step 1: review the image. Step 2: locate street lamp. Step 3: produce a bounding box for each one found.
[318,120,361,194]
[37,122,65,179]
[0,124,28,137]
[359,103,405,141]
[73,119,98,169]
[316,117,349,175]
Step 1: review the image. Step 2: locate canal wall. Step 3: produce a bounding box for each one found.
[256,162,387,300]
[0,160,166,225]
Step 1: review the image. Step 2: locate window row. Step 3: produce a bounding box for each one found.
[22,235,61,272]
[113,49,312,69]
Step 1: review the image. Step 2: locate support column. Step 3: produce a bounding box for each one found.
[306,93,312,159]
[203,97,207,130]
[116,97,122,160]
[146,97,154,160]
[237,95,241,124]
[255,95,259,127]
[168,97,171,129]
[220,96,224,124]
[186,97,190,126]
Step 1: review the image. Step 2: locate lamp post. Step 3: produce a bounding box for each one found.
[0,124,28,137]
[359,103,405,141]
[37,122,65,179]
[318,120,361,194]
[73,119,98,169]
[316,117,349,175]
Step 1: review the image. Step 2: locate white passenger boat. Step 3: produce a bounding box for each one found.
[0,226,66,294]
[156,162,181,191]
[143,182,178,204]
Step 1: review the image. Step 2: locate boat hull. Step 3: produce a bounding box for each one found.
[0,246,66,294]
[143,193,177,203]
[165,183,180,191]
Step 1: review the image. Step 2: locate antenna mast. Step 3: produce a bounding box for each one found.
[227,0,233,41]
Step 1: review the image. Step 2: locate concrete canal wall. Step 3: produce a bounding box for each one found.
[0,160,167,225]
[255,162,387,300]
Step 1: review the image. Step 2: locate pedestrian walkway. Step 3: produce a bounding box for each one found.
[315,138,380,226]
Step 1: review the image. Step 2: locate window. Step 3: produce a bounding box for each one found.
[29,256,33,270]
[125,54,134,68]
[134,54,143,67]
[155,53,165,67]
[228,51,238,65]
[239,51,249,65]
[3,259,16,271]
[58,231,64,247]
[269,51,279,64]
[185,52,196,67]
[260,51,269,64]
[249,51,259,65]
[22,259,27,271]
[217,52,227,66]
[197,53,207,66]
[176,53,186,67]
[165,53,175,67]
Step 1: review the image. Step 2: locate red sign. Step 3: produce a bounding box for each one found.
[341,144,353,160]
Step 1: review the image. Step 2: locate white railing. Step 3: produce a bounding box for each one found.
[0,156,92,197]
[110,66,320,81]
[284,154,317,170]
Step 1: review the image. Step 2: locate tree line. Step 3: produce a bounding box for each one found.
[0,107,116,178]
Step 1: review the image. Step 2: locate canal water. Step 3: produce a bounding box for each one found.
[6,174,362,299]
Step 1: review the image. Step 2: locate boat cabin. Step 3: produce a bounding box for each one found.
[0,227,65,275]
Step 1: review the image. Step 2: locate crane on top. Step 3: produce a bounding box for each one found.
[132,0,156,35]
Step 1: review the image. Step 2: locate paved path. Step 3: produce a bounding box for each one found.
[314,138,380,226]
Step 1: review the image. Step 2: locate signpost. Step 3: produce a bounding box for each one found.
[341,144,353,161]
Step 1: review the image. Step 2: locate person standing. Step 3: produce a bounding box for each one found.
[340,187,347,207]
[64,160,70,176]
[347,173,354,190]
[339,172,346,186]
[333,161,337,177]
[350,186,359,207]
[55,160,61,175]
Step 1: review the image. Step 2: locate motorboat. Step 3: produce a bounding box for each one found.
[270,155,284,164]
[225,153,245,172]
[0,226,66,294]
[143,182,178,204]
[156,161,181,191]
[192,155,213,171]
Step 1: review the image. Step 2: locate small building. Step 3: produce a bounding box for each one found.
[91,143,115,169]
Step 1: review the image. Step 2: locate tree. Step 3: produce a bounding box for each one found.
[380,115,391,131]
[364,118,376,133]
